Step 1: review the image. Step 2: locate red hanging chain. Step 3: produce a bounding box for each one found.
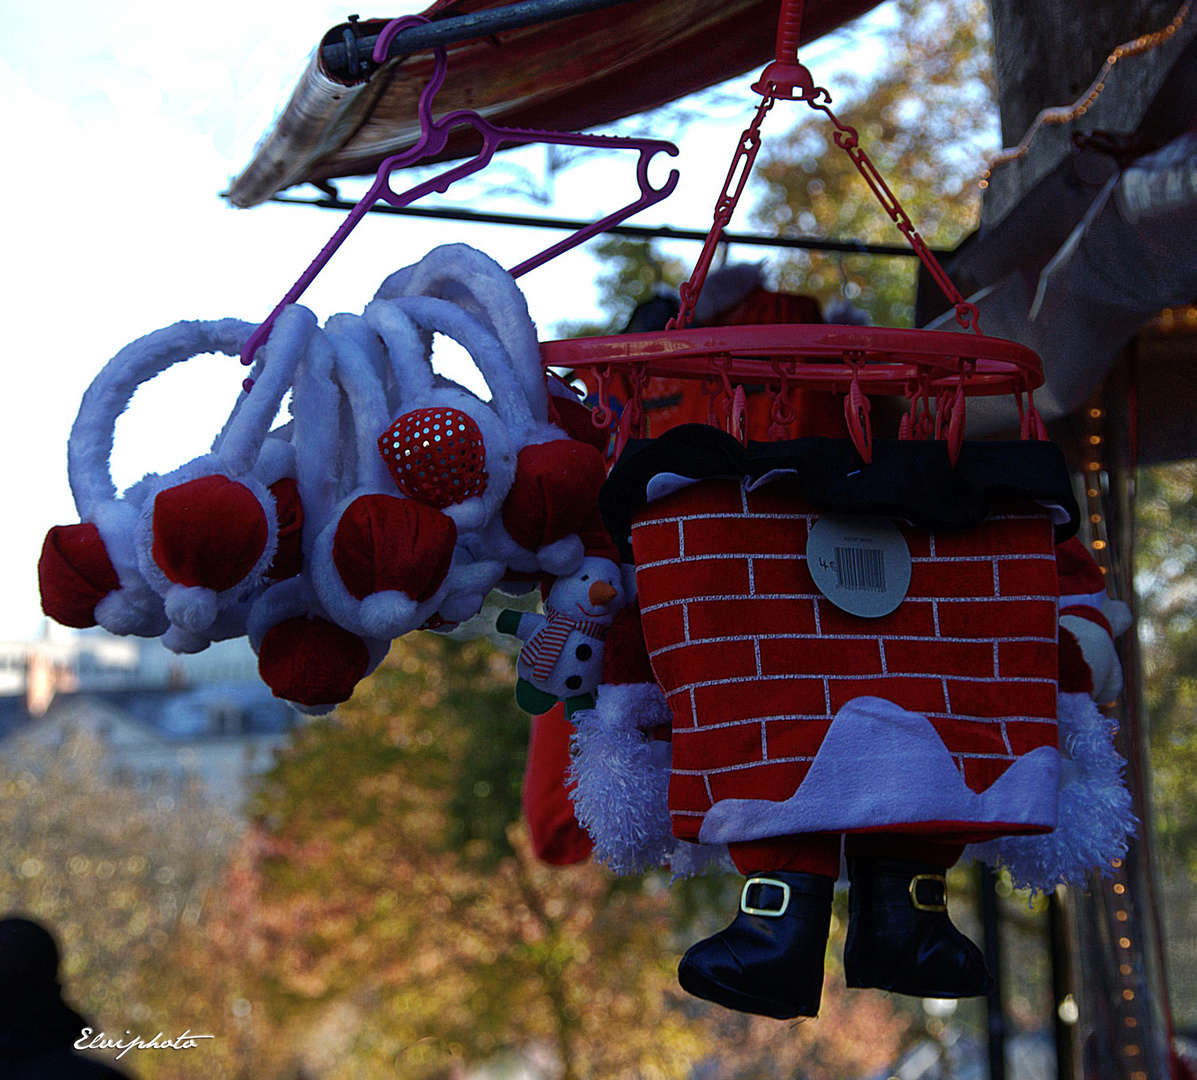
[668,97,775,330]
[802,98,981,334]
[671,0,981,336]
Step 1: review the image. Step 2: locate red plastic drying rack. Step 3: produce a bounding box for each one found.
[539,0,1048,464]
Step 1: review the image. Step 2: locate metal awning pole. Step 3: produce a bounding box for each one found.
[322,0,642,77]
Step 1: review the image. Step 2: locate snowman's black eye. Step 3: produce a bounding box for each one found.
[581,575,589,581]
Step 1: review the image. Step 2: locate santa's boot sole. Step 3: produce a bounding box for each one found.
[677,872,833,1019]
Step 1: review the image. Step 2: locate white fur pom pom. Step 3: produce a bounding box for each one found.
[537,535,584,577]
[569,682,677,876]
[162,624,212,655]
[165,585,218,633]
[359,591,417,638]
[967,692,1137,893]
[95,590,167,637]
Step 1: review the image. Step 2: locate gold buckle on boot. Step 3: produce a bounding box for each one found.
[909,873,948,912]
[740,877,791,917]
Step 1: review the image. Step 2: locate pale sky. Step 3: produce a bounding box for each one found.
[0,0,890,642]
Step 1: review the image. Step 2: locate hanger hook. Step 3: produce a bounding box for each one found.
[373,16,446,161]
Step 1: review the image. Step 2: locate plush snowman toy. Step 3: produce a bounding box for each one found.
[497,556,627,717]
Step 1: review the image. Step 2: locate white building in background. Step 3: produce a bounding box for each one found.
[6,692,295,810]
[0,625,298,812]
[2,623,262,714]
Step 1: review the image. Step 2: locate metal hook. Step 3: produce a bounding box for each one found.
[590,364,616,430]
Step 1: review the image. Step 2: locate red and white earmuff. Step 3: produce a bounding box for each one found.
[247,574,393,716]
[376,245,607,581]
[364,292,535,531]
[245,314,393,712]
[374,242,549,423]
[40,316,268,641]
[39,241,612,711]
[307,306,471,639]
[128,305,318,653]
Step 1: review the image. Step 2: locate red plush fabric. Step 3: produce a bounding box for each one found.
[575,510,621,563]
[602,604,655,686]
[1057,626,1094,696]
[730,834,842,877]
[151,475,268,592]
[501,439,607,552]
[1059,602,1113,638]
[266,478,304,580]
[634,480,1061,844]
[258,615,369,706]
[378,407,488,508]
[727,833,968,877]
[1056,534,1106,596]
[522,704,594,865]
[332,494,457,602]
[38,523,120,628]
[846,833,965,868]
[547,394,610,453]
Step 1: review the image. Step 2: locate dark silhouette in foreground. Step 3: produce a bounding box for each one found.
[0,916,132,1079]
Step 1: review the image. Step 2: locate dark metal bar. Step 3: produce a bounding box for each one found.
[322,0,640,74]
[1048,890,1078,1080]
[979,863,1007,1080]
[265,193,941,258]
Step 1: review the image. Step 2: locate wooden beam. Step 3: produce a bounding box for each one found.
[982,0,1196,227]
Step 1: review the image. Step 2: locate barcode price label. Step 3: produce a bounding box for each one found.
[835,545,886,592]
[808,515,911,618]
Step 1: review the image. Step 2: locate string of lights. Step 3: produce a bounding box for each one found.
[1148,304,1197,333]
[1081,395,1149,1080]
[979,0,1192,190]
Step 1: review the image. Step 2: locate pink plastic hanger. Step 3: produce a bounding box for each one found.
[242,14,680,371]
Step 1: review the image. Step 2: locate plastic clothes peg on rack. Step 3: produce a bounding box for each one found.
[241,14,680,372]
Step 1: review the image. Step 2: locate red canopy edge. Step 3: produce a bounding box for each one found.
[228,0,882,208]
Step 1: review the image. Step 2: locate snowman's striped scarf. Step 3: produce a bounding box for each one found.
[522,606,611,683]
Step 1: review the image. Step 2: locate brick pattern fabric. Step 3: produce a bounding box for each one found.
[631,477,1060,843]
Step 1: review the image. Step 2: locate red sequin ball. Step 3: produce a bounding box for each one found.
[378,407,488,508]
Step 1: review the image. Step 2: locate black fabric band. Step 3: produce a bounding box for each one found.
[600,424,1079,562]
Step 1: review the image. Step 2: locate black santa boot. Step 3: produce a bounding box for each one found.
[677,871,834,1019]
[843,857,991,997]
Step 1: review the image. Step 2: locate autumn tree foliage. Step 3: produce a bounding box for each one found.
[1135,461,1197,1031]
[184,632,910,1079]
[0,712,242,1079]
[183,633,707,1079]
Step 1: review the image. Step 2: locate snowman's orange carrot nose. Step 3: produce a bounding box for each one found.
[589,581,617,606]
